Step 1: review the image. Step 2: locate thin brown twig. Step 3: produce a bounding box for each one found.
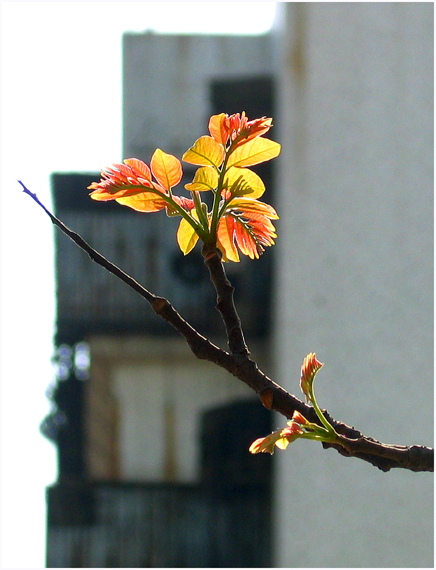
[18,181,156,305]
[21,181,433,473]
[201,243,249,356]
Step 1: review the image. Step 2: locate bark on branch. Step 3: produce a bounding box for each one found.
[201,244,249,356]
[21,181,433,473]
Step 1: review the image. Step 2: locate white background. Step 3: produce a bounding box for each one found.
[1,3,277,567]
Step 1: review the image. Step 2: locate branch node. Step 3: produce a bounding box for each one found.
[152,297,167,313]
[260,388,274,410]
[204,250,219,262]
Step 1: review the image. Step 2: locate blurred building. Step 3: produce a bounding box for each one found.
[43,3,433,568]
[43,34,277,567]
[273,3,433,567]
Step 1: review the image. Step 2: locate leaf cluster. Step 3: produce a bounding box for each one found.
[88,112,281,262]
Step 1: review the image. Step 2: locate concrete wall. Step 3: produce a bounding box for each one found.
[123,33,274,159]
[272,3,433,567]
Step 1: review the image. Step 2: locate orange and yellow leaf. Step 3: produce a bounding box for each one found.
[177,215,200,255]
[150,149,182,191]
[185,166,219,192]
[224,167,265,199]
[228,198,279,219]
[217,216,240,262]
[218,198,279,261]
[233,219,259,259]
[89,161,156,201]
[227,137,281,168]
[182,136,225,168]
[116,192,167,212]
[123,158,152,182]
[208,113,228,145]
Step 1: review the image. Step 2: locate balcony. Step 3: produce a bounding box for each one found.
[47,481,271,567]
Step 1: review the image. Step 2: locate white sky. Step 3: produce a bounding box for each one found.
[1,2,277,567]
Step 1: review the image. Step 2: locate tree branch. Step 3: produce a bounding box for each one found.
[201,244,249,356]
[21,181,433,473]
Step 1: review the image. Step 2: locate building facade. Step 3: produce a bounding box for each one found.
[44,33,277,567]
[273,3,433,567]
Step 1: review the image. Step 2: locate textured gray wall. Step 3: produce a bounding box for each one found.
[273,3,433,567]
[123,33,274,159]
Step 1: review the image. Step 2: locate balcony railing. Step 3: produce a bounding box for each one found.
[52,173,274,345]
[47,481,271,568]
